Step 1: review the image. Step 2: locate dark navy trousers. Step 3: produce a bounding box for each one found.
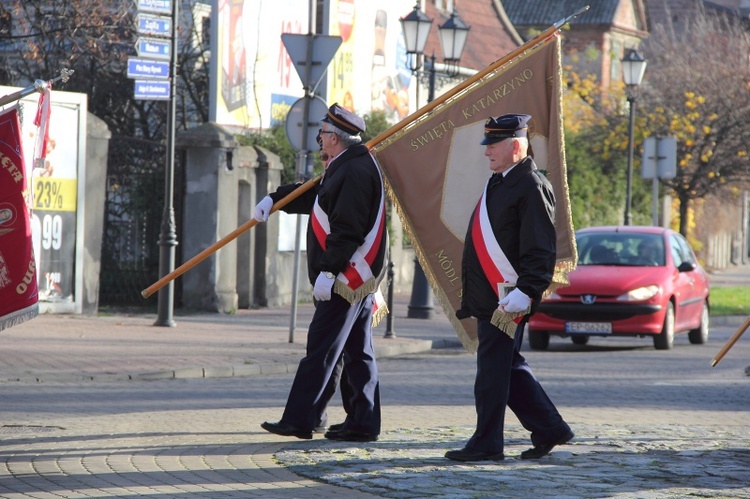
[466,318,570,454]
[280,293,380,435]
[316,353,354,428]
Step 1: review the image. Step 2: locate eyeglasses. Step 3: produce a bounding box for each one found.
[318,129,335,135]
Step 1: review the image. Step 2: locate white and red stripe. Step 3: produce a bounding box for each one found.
[32,84,51,171]
[470,181,525,330]
[470,181,518,298]
[310,154,386,296]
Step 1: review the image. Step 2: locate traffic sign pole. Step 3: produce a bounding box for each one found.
[281,2,342,342]
[280,33,341,179]
[153,0,178,327]
[642,137,677,227]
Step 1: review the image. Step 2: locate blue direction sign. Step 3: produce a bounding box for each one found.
[135,37,171,60]
[137,0,171,15]
[127,58,170,79]
[137,14,171,37]
[134,80,170,100]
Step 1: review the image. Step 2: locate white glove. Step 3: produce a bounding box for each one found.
[253,196,273,222]
[499,288,531,313]
[313,272,336,301]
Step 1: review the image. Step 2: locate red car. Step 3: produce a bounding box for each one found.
[528,226,710,350]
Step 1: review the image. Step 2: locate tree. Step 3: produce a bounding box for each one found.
[362,109,391,144]
[0,0,210,138]
[562,66,653,230]
[640,12,750,235]
[238,123,300,183]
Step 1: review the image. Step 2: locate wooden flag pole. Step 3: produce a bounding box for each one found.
[141,174,322,299]
[711,315,750,367]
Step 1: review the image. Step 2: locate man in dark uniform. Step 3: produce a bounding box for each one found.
[253,103,387,442]
[313,130,354,435]
[446,113,573,461]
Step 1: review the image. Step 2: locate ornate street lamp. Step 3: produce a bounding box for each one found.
[621,48,647,226]
[400,2,433,73]
[438,11,470,77]
[399,3,470,319]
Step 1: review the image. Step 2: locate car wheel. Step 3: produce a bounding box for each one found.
[528,330,550,350]
[688,300,709,344]
[571,335,589,345]
[654,301,675,350]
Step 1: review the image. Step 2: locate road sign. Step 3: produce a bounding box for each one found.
[642,137,677,179]
[137,14,171,37]
[137,0,171,15]
[135,37,171,60]
[281,34,342,90]
[285,96,328,151]
[134,80,170,100]
[127,58,170,79]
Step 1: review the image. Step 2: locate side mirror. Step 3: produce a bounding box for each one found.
[678,261,696,272]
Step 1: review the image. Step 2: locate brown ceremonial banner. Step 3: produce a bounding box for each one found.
[370,34,576,352]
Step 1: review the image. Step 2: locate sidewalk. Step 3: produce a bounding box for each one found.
[1,292,457,383]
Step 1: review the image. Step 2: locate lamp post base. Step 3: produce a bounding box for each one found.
[407,258,434,319]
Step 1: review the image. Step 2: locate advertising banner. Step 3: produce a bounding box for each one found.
[212,0,310,128]
[0,86,86,314]
[0,106,38,330]
[211,0,414,128]
[326,0,411,120]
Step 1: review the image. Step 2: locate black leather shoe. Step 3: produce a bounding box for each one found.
[327,422,346,432]
[324,428,378,442]
[261,421,313,440]
[444,447,505,462]
[520,430,574,459]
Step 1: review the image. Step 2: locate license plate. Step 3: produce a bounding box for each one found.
[565,322,612,334]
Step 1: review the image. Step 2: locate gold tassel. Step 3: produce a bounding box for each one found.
[371,303,388,328]
[490,307,529,339]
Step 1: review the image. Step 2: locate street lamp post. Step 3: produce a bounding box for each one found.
[621,48,647,226]
[400,3,469,319]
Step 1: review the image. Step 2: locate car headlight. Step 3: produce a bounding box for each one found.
[616,285,660,302]
[544,290,562,301]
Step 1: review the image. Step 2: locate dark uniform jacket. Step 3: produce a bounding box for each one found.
[457,156,556,320]
[270,143,387,287]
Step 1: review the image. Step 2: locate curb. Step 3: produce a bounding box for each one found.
[709,315,748,328]
[37,338,440,383]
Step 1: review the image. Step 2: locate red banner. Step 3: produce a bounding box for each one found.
[371,34,576,352]
[0,106,39,330]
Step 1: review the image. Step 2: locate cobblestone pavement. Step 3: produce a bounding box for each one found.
[0,265,749,498]
[277,423,750,498]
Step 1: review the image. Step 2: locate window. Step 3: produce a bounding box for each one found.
[191,2,211,51]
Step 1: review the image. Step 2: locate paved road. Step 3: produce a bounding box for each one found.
[0,266,749,498]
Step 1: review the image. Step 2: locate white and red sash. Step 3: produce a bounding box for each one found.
[470,181,527,336]
[310,155,387,308]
